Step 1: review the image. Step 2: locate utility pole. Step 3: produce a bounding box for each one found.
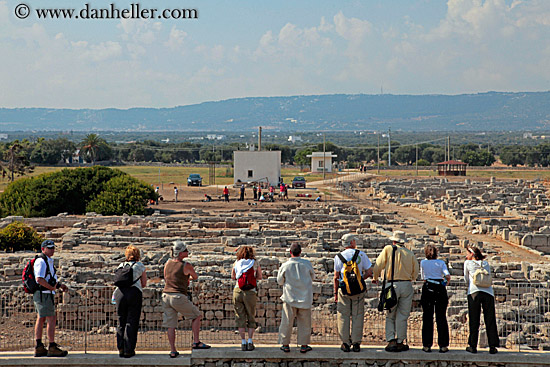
[323,133,326,181]
[388,128,391,167]
[416,144,418,176]
[377,133,380,175]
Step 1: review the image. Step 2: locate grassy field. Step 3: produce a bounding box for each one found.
[2,165,550,192]
[0,165,341,191]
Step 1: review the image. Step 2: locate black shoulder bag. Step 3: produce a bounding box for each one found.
[377,245,398,311]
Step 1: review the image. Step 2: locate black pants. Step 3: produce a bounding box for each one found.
[468,291,499,348]
[421,282,449,348]
[115,287,143,354]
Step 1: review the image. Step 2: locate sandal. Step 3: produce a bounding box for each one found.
[300,345,312,353]
[280,345,290,353]
[169,351,179,358]
[192,342,211,349]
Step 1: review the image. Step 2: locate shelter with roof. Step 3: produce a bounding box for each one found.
[437,160,467,176]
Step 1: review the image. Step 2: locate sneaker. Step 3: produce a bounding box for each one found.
[352,343,360,352]
[489,347,498,354]
[340,343,350,352]
[247,342,255,351]
[422,346,432,353]
[466,346,477,354]
[241,343,247,351]
[439,347,449,353]
[34,344,48,357]
[395,342,409,352]
[385,339,397,352]
[47,343,68,357]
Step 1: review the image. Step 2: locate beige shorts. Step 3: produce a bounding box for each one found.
[162,292,201,328]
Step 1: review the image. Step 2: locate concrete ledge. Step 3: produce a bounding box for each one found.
[1,345,549,367]
[0,351,191,367]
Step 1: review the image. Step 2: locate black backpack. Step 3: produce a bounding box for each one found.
[114,262,139,288]
[22,254,54,294]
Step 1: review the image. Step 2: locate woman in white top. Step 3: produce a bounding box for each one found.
[114,245,147,358]
[231,246,262,351]
[420,244,451,353]
[464,246,499,354]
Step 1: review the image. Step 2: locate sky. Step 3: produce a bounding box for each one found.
[1,0,549,109]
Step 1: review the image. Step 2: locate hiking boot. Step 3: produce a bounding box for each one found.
[395,342,409,352]
[34,344,48,357]
[489,347,498,354]
[340,343,350,352]
[247,342,255,351]
[385,339,397,352]
[352,343,360,352]
[242,343,247,351]
[466,346,477,354]
[47,343,68,357]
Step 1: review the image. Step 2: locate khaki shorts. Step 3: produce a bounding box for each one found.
[162,293,201,328]
[33,292,55,317]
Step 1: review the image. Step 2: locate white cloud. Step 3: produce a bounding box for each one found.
[165,26,188,51]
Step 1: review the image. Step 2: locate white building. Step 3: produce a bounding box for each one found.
[0,134,7,140]
[306,151,337,173]
[233,151,281,186]
[288,135,302,143]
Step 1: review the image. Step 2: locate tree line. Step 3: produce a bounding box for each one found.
[5,135,550,179]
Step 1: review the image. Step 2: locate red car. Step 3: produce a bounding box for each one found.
[292,176,306,189]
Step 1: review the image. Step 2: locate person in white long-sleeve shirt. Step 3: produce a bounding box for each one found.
[277,243,315,353]
[464,246,499,354]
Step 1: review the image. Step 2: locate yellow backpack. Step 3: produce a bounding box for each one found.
[338,250,366,296]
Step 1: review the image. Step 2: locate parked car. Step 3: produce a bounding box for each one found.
[292,176,306,189]
[187,173,203,186]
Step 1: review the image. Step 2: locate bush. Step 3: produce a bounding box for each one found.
[0,166,153,217]
[86,175,156,216]
[0,221,44,252]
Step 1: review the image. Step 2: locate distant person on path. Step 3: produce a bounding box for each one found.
[239,184,245,201]
[223,186,230,202]
[155,187,160,205]
[114,245,147,358]
[33,240,69,357]
[333,234,372,352]
[231,246,262,351]
[253,185,258,200]
[420,244,450,353]
[203,194,212,202]
[162,241,210,358]
[372,230,419,353]
[464,246,499,354]
[277,243,315,354]
[269,185,275,201]
[257,186,262,201]
[174,187,179,202]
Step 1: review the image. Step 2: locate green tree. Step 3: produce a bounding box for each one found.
[3,142,33,181]
[0,221,44,252]
[294,147,315,166]
[86,175,156,215]
[499,146,525,166]
[30,138,76,164]
[0,166,126,217]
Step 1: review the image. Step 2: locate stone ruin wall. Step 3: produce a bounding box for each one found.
[1,186,550,349]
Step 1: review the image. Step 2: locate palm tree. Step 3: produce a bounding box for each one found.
[81,134,101,165]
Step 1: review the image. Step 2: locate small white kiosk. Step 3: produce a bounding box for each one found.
[307,152,337,173]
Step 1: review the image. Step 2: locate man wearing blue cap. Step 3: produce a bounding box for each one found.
[33,240,69,357]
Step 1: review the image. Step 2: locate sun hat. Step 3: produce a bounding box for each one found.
[389,230,407,244]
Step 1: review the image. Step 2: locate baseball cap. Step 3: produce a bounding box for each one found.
[41,239,55,249]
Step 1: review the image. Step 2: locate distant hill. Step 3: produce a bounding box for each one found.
[1,92,549,132]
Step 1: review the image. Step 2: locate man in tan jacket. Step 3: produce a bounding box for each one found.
[373,231,419,353]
